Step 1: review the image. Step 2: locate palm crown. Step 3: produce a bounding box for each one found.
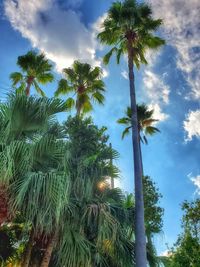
[98,0,165,67]
[10,51,54,96]
[55,60,105,115]
[117,104,160,143]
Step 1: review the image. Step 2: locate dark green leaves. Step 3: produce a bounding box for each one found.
[55,61,106,116]
[98,0,165,68]
[10,50,54,96]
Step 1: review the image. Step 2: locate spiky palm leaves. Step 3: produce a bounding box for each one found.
[0,94,67,266]
[55,61,105,115]
[117,104,160,142]
[10,51,54,96]
[0,99,134,267]
[97,0,165,67]
[58,116,134,267]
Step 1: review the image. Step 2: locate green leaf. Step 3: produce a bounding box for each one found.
[65,97,75,111]
[103,47,117,65]
[122,126,131,139]
[55,79,73,97]
[10,72,24,86]
[33,81,45,96]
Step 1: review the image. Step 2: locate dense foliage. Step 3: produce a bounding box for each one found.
[1,1,198,266]
[167,200,200,267]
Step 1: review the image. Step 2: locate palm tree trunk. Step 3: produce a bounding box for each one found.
[0,185,9,226]
[127,41,147,267]
[40,233,57,267]
[25,82,31,96]
[25,77,34,96]
[22,229,35,267]
[139,139,144,175]
[76,99,81,116]
[109,143,114,189]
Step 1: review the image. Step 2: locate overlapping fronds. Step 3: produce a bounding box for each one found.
[98,0,165,68]
[55,61,105,115]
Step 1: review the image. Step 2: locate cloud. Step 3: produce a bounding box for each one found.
[121,70,128,80]
[188,173,200,195]
[143,70,170,105]
[183,109,200,141]
[141,48,170,123]
[4,0,103,72]
[142,68,170,122]
[149,0,200,100]
[191,175,200,195]
[148,103,169,122]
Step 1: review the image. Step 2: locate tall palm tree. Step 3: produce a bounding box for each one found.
[117,104,160,172]
[54,60,105,116]
[10,51,54,96]
[98,1,165,266]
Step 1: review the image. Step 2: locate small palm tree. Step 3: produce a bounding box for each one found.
[117,104,160,143]
[54,60,105,116]
[10,51,54,96]
[98,1,165,266]
[118,104,160,174]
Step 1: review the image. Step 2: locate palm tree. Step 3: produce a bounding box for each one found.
[0,93,67,266]
[117,104,160,172]
[117,104,160,142]
[98,1,165,266]
[10,51,54,96]
[54,60,105,116]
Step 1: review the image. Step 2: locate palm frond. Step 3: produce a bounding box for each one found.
[55,79,73,97]
[10,72,24,86]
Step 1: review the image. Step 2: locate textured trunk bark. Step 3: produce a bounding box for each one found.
[109,143,114,189]
[31,258,41,267]
[40,233,57,267]
[139,139,144,175]
[0,185,9,226]
[22,229,35,267]
[127,40,147,267]
[25,77,34,96]
[76,100,81,116]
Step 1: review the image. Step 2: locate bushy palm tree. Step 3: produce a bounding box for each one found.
[0,93,67,266]
[55,61,105,115]
[10,51,54,96]
[98,1,165,266]
[0,102,134,267]
[57,116,133,267]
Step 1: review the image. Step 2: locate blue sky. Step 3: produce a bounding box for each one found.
[0,0,200,255]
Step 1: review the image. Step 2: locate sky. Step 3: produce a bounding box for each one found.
[0,0,200,255]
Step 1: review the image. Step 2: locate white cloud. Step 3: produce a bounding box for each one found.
[4,0,104,72]
[188,173,200,195]
[149,0,200,100]
[142,69,170,122]
[148,103,169,122]
[121,70,128,80]
[143,70,170,105]
[142,49,169,123]
[191,175,200,195]
[183,109,200,141]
